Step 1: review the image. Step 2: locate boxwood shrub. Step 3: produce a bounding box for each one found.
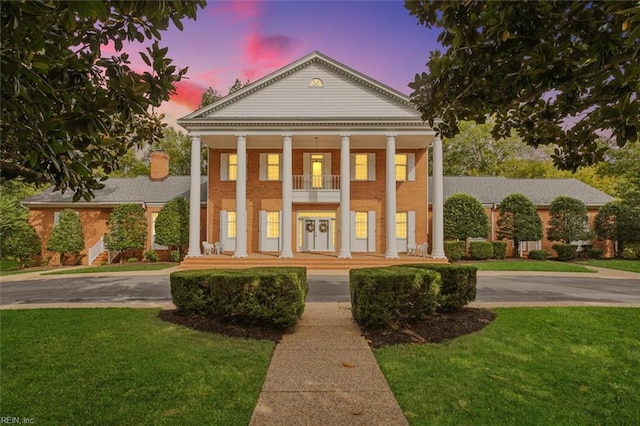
[492,241,507,259]
[350,267,440,327]
[401,263,478,312]
[169,267,307,329]
[552,243,579,261]
[528,249,550,260]
[444,241,466,262]
[469,241,494,260]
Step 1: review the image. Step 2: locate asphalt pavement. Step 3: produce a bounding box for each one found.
[1,268,639,307]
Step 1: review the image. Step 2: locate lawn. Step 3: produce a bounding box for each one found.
[42,262,175,275]
[469,259,593,272]
[375,307,640,425]
[581,259,640,273]
[0,308,274,424]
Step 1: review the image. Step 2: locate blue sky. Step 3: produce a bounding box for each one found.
[119,0,442,127]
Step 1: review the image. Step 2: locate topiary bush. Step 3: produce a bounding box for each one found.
[552,243,578,261]
[350,267,441,327]
[469,241,494,260]
[444,241,466,262]
[401,264,478,312]
[170,250,180,263]
[492,241,507,259]
[144,249,159,262]
[528,250,550,260]
[127,257,138,263]
[583,248,604,259]
[169,267,307,329]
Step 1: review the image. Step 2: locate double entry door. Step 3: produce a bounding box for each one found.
[302,218,331,251]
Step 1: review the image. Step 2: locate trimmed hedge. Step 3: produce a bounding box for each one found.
[552,243,578,261]
[469,241,494,260]
[350,267,441,327]
[401,263,478,312]
[444,241,466,262]
[492,241,507,259]
[169,267,307,329]
[528,249,550,260]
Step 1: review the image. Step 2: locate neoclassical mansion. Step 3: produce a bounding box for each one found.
[178,51,447,260]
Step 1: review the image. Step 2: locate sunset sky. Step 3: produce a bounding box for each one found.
[120,0,442,128]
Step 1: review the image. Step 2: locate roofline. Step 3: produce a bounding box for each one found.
[179,51,418,124]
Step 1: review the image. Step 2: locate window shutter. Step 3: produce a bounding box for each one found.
[407,154,415,181]
[407,211,416,247]
[303,153,311,176]
[367,210,376,252]
[350,154,356,180]
[220,153,229,180]
[368,153,376,181]
[259,154,267,181]
[258,210,266,251]
[350,211,356,246]
[324,153,331,176]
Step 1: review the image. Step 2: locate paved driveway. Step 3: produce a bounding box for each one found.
[1,270,639,307]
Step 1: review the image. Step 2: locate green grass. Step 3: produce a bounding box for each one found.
[0,258,19,270]
[42,262,175,275]
[0,259,52,276]
[375,307,640,425]
[0,308,274,424]
[468,259,593,272]
[581,259,640,273]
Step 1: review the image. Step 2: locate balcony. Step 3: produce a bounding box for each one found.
[292,175,340,203]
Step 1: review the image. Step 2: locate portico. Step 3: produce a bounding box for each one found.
[178,51,445,261]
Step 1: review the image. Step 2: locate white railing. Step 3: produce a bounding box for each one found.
[88,236,105,266]
[108,250,120,264]
[292,175,340,191]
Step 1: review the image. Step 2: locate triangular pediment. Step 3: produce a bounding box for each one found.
[180,52,421,124]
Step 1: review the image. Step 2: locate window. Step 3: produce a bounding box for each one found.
[309,78,324,87]
[354,154,368,181]
[395,154,407,181]
[267,211,279,238]
[267,154,280,180]
[354,212,368,239]
[396,212,407,239]
[228,154,237,181]
[227,211,236,238]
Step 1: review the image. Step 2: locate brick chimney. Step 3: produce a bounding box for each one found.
[150,150,170,180]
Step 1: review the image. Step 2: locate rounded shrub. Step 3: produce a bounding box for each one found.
[145,249,159,262]
[552,243,578,261]
[469,241,494,260]
[170,250,181,263]
[492,241,507,259]
[444,241,466,262]
[528,249,550,260]
[400,264,478,312]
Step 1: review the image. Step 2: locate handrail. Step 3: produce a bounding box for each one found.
[292,175,340,190]
[88,236,105,266]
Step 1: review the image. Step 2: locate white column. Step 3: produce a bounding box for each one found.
[234,135,248,258]
[280,135,293,258]
[186,134,202,257]
[338,135,351,259]
[431,135,446,258]
[385,135,398,258]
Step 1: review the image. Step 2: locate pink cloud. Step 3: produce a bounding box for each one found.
[171,80,207,109]
[209,0,262,22]
[242,32,297,81]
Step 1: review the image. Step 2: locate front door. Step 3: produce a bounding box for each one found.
[302,218,331,251]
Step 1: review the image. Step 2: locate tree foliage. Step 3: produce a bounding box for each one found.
[546,196,589,243]
[3,224,41,268]
[443,193,489,240]
[594,199,640,255]
[47,209,85,264]
[199,86,222,108]
[407,1,639,171]
[496,193,543,256]
[104,204,147,259]
[155,197,189,259]
[228,78,250,95]
[1,0,206,200]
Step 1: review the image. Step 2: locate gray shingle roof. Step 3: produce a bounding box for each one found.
[23,176,207,206]
[429,176,614,206]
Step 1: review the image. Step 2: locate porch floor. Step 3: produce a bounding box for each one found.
[178,252,448,271]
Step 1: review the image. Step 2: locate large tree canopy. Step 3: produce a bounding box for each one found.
[407,1,639,171]
[0,0,206,200]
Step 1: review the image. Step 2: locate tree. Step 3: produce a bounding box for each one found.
[199,87,222,108]
[155,197,189,259]
[407,1,639,171]
[546,196,589,243]
[152,127,207,175]
[443,193,489,240]
[1,1,206,200]
[228,78,250,95]
[597,142,640,199]
[104,204,147,261]
[3,223,41,268]
[47,209,85,265]
[496,193,543,257]
[594,199,640,256]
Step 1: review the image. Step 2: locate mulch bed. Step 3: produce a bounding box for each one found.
[159,307,496,348]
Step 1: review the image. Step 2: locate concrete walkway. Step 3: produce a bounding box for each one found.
[250,302,408,426]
